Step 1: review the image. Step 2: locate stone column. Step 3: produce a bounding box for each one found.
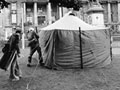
[108,1,111,23]
[118,2,120,23]
[59,7,62,18]
[0,12,2,27]
[118,1,120,31]
[34,2,38,26]
[47,2,52,24]
[23,2,26,23]
[17,2,21,26]
[22,3,25,49]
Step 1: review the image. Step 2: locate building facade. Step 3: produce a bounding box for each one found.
[0,0,62,28]
[80,0,120,35]
[0,0,120,40]
[0,0,66,40]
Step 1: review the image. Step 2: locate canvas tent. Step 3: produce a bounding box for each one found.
[39,12,111,69]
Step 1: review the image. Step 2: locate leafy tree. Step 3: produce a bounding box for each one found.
[0,0,10,9]
[89,0,96,2]
[49,0,83,11]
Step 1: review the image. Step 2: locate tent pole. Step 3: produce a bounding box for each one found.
[109,29,112,61]
[52,30,56,69]
[79,27,83,69]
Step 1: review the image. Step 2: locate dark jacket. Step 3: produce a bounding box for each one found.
[27,31,39,47]
[8,33,20,54]
[0,33,20,71]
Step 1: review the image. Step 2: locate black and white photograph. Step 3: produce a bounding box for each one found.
[0,0,120,90]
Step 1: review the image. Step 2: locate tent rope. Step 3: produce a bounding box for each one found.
[26,55,40,90]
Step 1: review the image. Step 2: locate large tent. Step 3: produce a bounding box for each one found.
[39,12,111,69]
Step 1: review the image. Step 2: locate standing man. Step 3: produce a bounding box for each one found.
[9,28,22,81]
[0,27,22,81]
[27,27,43,67]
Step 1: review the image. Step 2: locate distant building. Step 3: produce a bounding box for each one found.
[0,0,120,40]
[80,0,120,35]
[0,0,65,40]
[0,0,61,28]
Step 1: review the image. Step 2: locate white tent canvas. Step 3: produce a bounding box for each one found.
[39,12,111,69]
[42,12,108,31]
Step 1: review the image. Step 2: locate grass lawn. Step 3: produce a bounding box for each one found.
[0,48,120,90]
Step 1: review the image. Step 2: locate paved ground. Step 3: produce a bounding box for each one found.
[112,41,120,54]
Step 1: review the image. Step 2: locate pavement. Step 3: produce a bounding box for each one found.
[112,48,120,55]
[112,41,120,55]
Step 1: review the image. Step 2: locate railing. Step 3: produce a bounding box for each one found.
[105,23,120,42]
[105,23,120,36]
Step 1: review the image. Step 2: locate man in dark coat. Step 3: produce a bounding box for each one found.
[0,27,22,81]
[27,27,43,67]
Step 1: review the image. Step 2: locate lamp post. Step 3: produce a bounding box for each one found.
[21,3,25,49]
[0,2,1,13]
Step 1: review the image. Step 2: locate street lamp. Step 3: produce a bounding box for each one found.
[0,2,1,13]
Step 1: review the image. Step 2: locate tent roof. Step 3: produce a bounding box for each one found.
[41,12,109,31]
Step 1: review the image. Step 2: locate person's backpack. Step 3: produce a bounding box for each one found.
[2,36,12,53]
[2,43,10,53]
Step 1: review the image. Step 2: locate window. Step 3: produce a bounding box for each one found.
[38,15,46,25]
[26,8,33,24]
[11,3,17,10]
[101,3,108,23]
[111,2,118,23]
[11,14,17,23]
[37,4,47,25]
[11,3,17,24]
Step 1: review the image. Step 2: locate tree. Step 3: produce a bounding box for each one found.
[0,0,10,9]
[89,0,96,2]
[49,0,83,11]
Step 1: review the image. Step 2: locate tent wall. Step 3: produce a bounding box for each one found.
[39,29,111,69]
[39,31,54,68]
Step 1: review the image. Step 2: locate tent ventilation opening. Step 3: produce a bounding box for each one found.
[69,13,75,16]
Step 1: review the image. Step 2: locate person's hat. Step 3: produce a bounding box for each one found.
[15,30,22,34]
[13,26,16,29]
[29,27,34,31]
[16,27,21,30]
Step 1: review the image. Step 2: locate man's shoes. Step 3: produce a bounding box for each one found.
[39,62,44,66]
[10,76,20,81]
[39,58,44,66]
[27,63,32,67]
[18,75,22,79]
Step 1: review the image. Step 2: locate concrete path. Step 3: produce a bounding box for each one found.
[112,42,120,55]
